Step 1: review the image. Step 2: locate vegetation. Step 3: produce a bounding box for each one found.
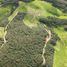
[45,0,67,13]
[0,0,67,67]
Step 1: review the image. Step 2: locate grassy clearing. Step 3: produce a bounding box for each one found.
[53,27,67,67]
[58,16,67,19]
[28,1,64,17]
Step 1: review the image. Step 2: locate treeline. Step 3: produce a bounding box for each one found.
[45,0,67,13]
[0,0,34,14]
[1,0,67,13]
[39,17,67,30]
[0,0,34,5]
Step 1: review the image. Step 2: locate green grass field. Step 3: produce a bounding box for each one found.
[53,27,67,67]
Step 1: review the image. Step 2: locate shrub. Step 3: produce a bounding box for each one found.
[0,19,48,67]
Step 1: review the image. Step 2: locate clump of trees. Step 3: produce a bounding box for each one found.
[0,18,48,67]
[39,17,67,46]
[0,19,9,27]
[64,25,67,31]
[0,12,58,67]
[39,17,67,27]
[45,0,67,13]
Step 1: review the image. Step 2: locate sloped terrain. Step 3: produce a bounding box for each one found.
[0,18,49,67]
[45,0,67,13]
[0,0,67,67]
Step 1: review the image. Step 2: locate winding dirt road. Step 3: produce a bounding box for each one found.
[41,25,52,66]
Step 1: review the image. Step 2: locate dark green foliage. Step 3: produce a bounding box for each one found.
[20,0,34,2]
[45,0,67,12]
[0,0,66,67]
[0,0,18,9]
[50,32,60,46]
[0,17,58,67]
[15,12,26,20]
[0,19,9,27]
[0,39,4,47]
[1,0,34,6]
[0,17,57,67]
[64,25,67,31]
[0,19,49,67]
[39,17,62,46]
[45,44,54,67]
[39,17,67,27]
[1,0,19,4]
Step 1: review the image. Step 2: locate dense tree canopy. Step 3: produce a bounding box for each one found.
[45,0,67,12]
[0,0,67,67]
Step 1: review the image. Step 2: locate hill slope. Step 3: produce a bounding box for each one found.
[0,0,67,67]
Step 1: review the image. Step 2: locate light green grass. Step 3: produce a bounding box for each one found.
[59,16,67,19]
[0,6,11,21]
[23,15,39,28]
[53,27,67,67]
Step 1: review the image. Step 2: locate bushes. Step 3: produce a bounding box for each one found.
[50,31,60,46]
[45,0,67,12]
[21,0,34,2]
[64,25,67,31]
[0,19,48,67]
[39,17,67,27]
[0,17,60,67]
[15,12,26,20]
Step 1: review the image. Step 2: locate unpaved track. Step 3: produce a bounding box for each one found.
[0,9,19,49]
[41,25,52,66]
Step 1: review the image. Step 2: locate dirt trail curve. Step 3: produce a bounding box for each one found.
[41,25,52,66]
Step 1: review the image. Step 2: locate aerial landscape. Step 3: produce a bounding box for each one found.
[0,0,67,67]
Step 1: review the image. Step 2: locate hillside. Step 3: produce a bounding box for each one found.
[45,0,67,13]
[0,0,67,67]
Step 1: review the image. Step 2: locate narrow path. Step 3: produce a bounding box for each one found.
[0,7,19,49]
[41,25,52,66]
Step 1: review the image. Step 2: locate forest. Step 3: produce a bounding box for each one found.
[0,0,67,67]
